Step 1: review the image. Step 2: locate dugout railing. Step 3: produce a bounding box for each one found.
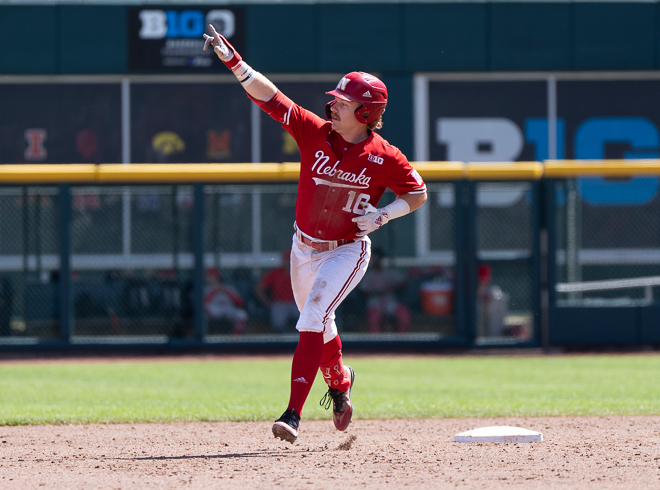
[0,160,658,350]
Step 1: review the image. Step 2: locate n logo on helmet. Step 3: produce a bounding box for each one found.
[337,77,350,91]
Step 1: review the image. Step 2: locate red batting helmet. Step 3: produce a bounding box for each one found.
[325,72,388,125]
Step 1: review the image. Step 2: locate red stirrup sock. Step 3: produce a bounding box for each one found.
[287,331,324,415]
[319,335,351,392]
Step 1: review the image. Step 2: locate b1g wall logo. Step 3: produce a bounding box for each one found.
[139,10,234,41]
[438,116,660,206]
[128,6,245,72]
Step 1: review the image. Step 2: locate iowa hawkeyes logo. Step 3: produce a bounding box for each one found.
[152,131,185,156]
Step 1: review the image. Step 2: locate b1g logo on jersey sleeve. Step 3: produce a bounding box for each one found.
[367,154,383,165]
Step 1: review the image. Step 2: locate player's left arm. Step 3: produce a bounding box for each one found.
[397,191,427,213]
[352,190,427,237]
[352,152,427,236]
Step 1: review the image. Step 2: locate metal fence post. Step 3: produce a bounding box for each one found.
[454,180,467,341]
[59,183,71,342]
[193,183,205,342]
[466,181,478,345]
[532,180,544,348]
[545,178,558,349]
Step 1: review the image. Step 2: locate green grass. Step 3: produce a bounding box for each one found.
[1,355,659,425]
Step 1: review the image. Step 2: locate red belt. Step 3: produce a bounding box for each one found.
[296,227,354,252]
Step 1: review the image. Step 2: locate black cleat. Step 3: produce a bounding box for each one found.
[320,365,355,431]
[272,408,300,443]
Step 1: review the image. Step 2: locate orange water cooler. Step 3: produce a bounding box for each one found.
[420,282,454,316]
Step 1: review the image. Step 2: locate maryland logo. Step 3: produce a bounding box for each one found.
[207,129,231,160]
[152,131,185,156]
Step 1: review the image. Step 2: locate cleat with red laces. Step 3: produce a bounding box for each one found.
[320,365,355,431]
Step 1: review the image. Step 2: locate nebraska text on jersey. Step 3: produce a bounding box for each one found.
[251,90,426,241]
[312,151,371,188]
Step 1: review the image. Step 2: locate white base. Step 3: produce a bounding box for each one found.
[454,426,543,443]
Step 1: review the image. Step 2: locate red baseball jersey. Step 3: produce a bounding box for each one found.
[252,91,426,241]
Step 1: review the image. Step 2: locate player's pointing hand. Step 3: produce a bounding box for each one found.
[203,24,242,67]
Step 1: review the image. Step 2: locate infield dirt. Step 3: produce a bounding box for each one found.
[1,416,659,489]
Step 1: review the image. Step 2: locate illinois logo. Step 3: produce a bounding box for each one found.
[24,129,47,161]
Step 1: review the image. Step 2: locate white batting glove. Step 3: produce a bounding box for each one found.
[203,24,241,69]
[352,202,390,237]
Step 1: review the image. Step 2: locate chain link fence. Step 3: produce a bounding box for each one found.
[70,185,195,339]
[201,185,457,340]
[475,183,535,343]
[0,187,60,339]
[0,181,550,343]
[555,178,660,306]
[0,183,461,342]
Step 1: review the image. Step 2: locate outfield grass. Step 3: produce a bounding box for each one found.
[0,355,659,425]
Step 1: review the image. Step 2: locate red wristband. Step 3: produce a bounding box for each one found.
[216,33,242,70]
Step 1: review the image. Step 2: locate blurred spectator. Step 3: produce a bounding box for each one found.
[122,270,151,317]
[157,269,181,314]
[204,268,247,336]
[476,264,509,337]
[359,248,411,333]
[254,250,299,333]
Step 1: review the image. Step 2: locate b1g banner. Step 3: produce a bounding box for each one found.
[128,6,245,72]
[423,76,660,206]
[424,79,547,208]
[558,80,660,205]
[426,80,547,164]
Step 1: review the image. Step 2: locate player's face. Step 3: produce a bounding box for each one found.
[330,97,364,134]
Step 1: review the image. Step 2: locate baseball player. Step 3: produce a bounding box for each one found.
[204,25,427,443]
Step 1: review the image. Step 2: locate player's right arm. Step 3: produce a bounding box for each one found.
[203,24,276,102]
[203,24,326,144]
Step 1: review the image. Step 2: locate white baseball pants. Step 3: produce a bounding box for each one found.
[290,234,371,343]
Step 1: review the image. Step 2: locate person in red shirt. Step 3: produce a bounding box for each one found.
[254,250,299,333]
[204,25,427,443]
[203,268,247,336]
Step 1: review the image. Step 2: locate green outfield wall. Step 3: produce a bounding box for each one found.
[1,2,659,75]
